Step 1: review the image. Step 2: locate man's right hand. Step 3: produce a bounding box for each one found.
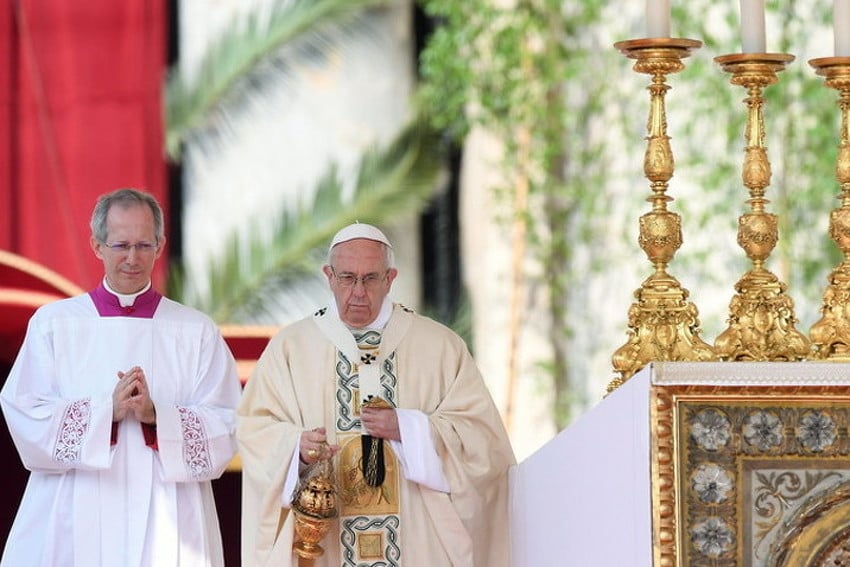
[113,366,146,422]
[299,427,340,464]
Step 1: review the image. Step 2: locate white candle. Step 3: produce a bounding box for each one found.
[836,0,850,56]
[740,0,766,53]
[646,0,671,38]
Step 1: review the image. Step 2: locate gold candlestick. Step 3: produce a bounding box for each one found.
[713,53,811,361]
[609,38,717,394]
[808,57,850,360]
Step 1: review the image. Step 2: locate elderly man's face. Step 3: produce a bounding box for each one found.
[324,239,397,328]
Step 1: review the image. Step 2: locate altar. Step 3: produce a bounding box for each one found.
[510,361,850,567]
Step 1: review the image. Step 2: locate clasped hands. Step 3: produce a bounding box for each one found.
[299,404,400,465]
[112,366,156,425]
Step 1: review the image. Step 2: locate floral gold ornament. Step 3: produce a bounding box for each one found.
[713,52,811,361]
[808,56,850,360]
[646,366,850,567]
[609,38,717,393]
[292,444,338,560]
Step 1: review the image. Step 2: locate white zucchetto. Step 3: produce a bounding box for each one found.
[329,222,393,251]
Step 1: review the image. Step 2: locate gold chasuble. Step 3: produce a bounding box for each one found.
[236,303,515,567]
[335,329,402,564]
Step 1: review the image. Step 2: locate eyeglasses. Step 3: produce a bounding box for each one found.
[101,241,158,254]
[331,268,388,289]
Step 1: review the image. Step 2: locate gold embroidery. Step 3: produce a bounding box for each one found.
[361,395,392,410]
[358,532,384,559]
[338,435,399,516]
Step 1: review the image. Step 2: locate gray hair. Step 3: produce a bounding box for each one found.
[327,241,395,270]
[90,188,165,243]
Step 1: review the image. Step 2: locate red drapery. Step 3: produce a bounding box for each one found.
[0,0,169,290]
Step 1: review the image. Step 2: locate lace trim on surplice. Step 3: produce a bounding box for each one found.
[54,398,92,463]
[178,406,212,478]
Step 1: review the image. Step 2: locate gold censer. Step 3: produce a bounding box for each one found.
[292,452,338,560]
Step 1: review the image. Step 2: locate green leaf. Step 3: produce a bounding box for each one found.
[165,0,393,160]
[171,118,444,322]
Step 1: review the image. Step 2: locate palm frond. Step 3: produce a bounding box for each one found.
[174,119,445,323]
[165,0,394,160]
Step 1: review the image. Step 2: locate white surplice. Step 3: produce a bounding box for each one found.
[0,293,241,567]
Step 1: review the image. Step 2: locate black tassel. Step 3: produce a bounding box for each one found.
[361,434,385,487]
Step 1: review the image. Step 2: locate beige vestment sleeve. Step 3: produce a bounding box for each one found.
[407,323,516,566]
[237,318,337,567]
